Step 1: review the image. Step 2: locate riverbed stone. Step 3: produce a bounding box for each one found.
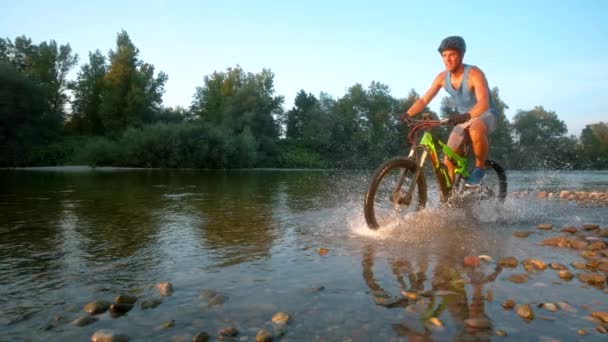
[599,228,608,237]
[109,303,133,315]
[541,236,569,247]
[90,329,129,342]
[556,302,577,312]
[571,261,588,270]
[508,274,529,284]
[206,294,228,307]
[587,241,607,251]
[217,327,238,339]
[192,332,210,342]
[513,231,533,238]
[578,273,606,286]
[580,251,599,260]
[498,256,519,267]
[114,295,137,305]
[255,329,273,342]
[597,325,608,334]
[598,261,608,273]
[516,304,534,320]
[495,329,508,337]
[558,270,573,280]
[537,223,553,230]
[523,259,547,272]
[550,263,567,270]
[154,319,175,331]
[502,299,515,310]
[561,226,578,234]
[582,223,600,231]
[539,303,558,312]
[84,300,111,315]
[570,239,589,250]
[594,312,608,323]
[140,298,162,310]
[155,282,173,296]
[71,315,98,327]
[272,312,290,325]
[464,317,491,329]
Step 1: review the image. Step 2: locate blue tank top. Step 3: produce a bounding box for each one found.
[444,64,497,117]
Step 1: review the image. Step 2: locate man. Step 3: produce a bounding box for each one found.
[404,36,498,185]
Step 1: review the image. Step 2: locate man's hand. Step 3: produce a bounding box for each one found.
[449,113,471,125]
[400,112,412,123]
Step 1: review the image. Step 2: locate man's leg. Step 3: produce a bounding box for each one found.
[445,125,466,182]
[468,119,489,169]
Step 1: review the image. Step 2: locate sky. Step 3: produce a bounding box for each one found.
[2,0,607,135]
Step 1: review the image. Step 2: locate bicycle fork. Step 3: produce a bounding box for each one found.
[393,147,428,207]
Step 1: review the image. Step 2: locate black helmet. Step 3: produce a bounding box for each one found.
[438,36,466,55]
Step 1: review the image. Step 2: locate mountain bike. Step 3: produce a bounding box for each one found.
[364,117,507,229]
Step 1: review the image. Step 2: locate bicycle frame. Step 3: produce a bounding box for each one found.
[406,121,470,201]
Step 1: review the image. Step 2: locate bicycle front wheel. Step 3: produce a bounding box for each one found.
[364,157,427,230]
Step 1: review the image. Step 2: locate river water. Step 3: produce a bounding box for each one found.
[1,168,607,341]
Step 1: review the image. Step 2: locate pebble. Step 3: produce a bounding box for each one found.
[218,327,238,339]
[571,261,587,270]
[560,226,578,234]
[401,291,418,300]
[508,274,529,284]
[154,320,175,331]
[556,302,577,313]
[193,332,210,342]
[271,312,290,325]
[90,329,129,342]
[541,236,569,247]
[539,303,558,312]
[558,270,573,280]
[464,317,491,328]
[84,301,111,315]
[597,325,608,334]
[577,329,587,335]
[537,223,553,230]
[582,223,600,231]
[549,263,567,270]
[71,315,98,327]
[114,295,137,304]
[155,282,173,296]
[516,304,534,320]
[498,256,518,268]
[502,299,515,310]
[592,312,608,323]
[523,259,547,271]
[578,273,606,286]
[495,329,507,337]
[255,329,273,342]
[140,298,162,310]
[513,231,533,238]
[109,303,133,315]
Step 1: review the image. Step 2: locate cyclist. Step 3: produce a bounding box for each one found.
[404,36,498,185]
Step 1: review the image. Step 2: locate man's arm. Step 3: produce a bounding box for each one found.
[406,72,444,116]
[467,67,490,118]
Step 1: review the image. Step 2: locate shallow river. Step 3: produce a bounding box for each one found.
[1,168,607,341]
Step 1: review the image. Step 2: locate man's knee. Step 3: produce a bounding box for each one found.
[468,120,488,141]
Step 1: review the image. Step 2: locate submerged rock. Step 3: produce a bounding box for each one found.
[539,303,558,312]
[591,312,608,323]
[271,312,290,325]
[558,270,573,280]
[582,223,600,231]
[498,256,518,268]
[192,332,210,342]
[513,231,533,238]
[556,302,577,313]
[256,329,273,342]
[90,329,129,342]
[550,263,567,270]
[217,327,238,339]
[537,223,553,230]
[578,273,606,286]
[84,300,111,315]
[523,259,547,272]
[502,299,515,310]
[155,282,173,296]
[114,295,137,305]
[140,298,162,310]
[560,226,578,234]
[508,274,529,284]
[541,236,569,247]
[71,315,98,327]
[516,304,534,320]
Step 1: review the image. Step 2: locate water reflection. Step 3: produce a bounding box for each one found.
[360,219,505,340]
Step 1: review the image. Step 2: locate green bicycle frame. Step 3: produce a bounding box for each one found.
[417,130,469,190]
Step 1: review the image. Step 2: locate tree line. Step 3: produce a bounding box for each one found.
[1,31,607,169]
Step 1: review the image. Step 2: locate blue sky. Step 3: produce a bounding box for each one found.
[2,0,607,135]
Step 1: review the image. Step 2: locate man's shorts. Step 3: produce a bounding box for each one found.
[447,111,497,151]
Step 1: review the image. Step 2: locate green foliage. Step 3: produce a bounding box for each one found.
[277,141,326,168]
[579,122,608,168]
[68,50,106,135]
[99,31,168,136]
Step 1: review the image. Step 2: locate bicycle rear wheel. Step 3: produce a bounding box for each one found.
[364,157,427,229]
[482,160,507,201]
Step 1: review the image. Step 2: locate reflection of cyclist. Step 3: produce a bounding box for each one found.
[361,243,502,340]
[404,36,498,185]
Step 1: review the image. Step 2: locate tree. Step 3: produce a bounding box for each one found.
[99,30,168,136]
[512,106,573,169]
[190,66,284,165]
[579,122,608,168]
[69,50,107,135]
[487,87,514,165]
